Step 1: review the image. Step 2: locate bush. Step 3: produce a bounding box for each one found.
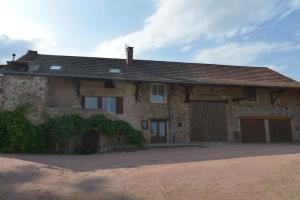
[41,114,144,151]
[111,120,144,145]
[0,105,46,153]
[0,106,144,153]
[40,114,88,152]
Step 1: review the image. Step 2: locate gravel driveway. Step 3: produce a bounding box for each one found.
[1,143,300,200]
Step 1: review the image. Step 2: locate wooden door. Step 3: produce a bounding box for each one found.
[151,120,167,143]
[81,131,99,154]
[269,119,292,142]
[190,102,227,142]
[240,119,266,143]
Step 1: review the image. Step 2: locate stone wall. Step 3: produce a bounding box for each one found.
[186,86,300,143]
[1,74,300,143]
[0,74,48,123]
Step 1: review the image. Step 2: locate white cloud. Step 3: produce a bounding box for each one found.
[95,0,299,58]
[0,0,56,59]
[295,29,300,39]
[180,44,193,52]
[193,42,274,65]
[281,0,300,17]
[193,42,300,65]
[0,34,35,63]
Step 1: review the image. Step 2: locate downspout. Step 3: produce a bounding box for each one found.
[168,84,174,143]
[0,73,4,110]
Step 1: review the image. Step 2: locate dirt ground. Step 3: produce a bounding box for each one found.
[1,143,300,200]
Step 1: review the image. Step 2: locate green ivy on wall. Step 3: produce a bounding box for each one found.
[0,105,144,153]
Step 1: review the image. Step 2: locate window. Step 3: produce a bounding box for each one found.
[109,68,121,74]
[151,121,158,135]
[244,87,257,101]
[28,62,40,72]
[103,97,117,113]
[141,120,148,129]
[84,96,99,109]
[151,84,165,103]
[151,120,166,137]
[50,64,62,70]
[104,80,114,88]
[82,96,123,114]
[177,122,182,127]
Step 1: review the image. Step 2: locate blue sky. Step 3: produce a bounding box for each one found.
[1,0,300,80]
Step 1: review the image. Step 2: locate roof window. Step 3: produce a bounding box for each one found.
[109,68,121,74]
[27,62,40,72]
[50,64,62,70]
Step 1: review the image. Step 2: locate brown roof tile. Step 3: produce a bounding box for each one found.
[3,50,300,88]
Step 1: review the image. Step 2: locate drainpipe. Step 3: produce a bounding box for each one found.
[264,119,271,144]
[0,73,5,110]
[168,85,174,144]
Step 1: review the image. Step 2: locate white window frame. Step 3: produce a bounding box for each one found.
[103,96,117,113]
[150,83,166,103]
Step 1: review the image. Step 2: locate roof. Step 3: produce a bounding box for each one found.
[3,50,300,89]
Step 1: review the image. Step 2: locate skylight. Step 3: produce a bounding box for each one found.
[50,64,62,70]
[28,62,40,72]
[109,68,121,74]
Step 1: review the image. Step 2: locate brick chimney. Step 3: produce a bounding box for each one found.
[126,46,134,65]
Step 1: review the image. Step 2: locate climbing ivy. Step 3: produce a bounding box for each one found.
[0,105,144,153]
[0,105,46,153]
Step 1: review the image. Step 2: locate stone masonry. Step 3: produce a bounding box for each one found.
[1,74,300,143]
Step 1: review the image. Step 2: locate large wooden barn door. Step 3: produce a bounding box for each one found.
[269,119,292,142]
[240,119,266,143]
[190,102,227,142]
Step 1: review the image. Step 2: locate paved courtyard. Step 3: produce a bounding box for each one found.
[1,143,300,200]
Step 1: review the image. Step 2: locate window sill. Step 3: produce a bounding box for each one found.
[150,100,167,104]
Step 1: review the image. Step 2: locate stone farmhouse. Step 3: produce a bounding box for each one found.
[1,47,300,145]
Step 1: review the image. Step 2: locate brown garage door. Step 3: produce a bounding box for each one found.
[190,101,227,142]
[240,119,266,143]
[269,119,292,142]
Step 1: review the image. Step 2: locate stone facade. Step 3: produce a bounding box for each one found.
[1,74,300,143]
[0,74,48,123]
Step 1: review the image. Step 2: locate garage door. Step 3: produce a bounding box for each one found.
[240,119,266,143]
[269,119,292,142]
[190,102,227,142]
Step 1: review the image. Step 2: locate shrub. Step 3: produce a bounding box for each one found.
[45,114,144,147]
[0,105,46,153]
[40,114,88,152]
[112,120,144,145]
[0,105,144,153]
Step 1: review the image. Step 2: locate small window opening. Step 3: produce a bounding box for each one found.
[151,84,166,103]
[142,120,148,129]
[50,64,62,70]
[244,87,257,101]
[109,68,121,74]
[104,80,114,88]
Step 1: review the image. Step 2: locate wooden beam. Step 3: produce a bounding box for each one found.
[270,89,285,105]
[232,97,246,102]
[184,85,194,102]
[76,81,81,97]
[189,99,229,103]
[239,116,291,120]
[134,81,141,101]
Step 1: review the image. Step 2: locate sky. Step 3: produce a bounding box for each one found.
[1,0,300,80]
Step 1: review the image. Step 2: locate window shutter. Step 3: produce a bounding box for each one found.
[98,97,102,109]
[81,96,85,108]
[116,97,123,114]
